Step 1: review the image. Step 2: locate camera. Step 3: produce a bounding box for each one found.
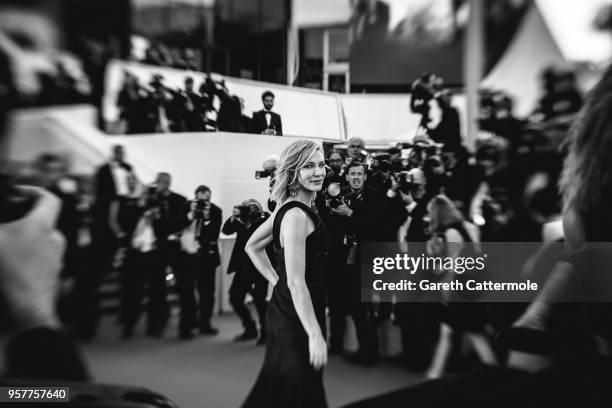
[255,155,279,180]
[144,184,160,209]
[195,199,208,211]
[424,155,445,175]
[193,199,210,221]
[392,171,414,195]
[324,182,345,209]
[234,202,263,224]
[255,169,274,179]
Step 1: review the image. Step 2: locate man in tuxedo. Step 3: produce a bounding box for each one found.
[250,90,283,135]
[181,76,206,132]
[94,145,133,202]
[75,145,133,340]
[176,185,222,339]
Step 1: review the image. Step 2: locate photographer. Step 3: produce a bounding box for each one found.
[177,185,222,339]
[146,74,173,133]
[315,152,352,353]
[256,155,279,212]
[222,199,269,344]
[327,150,347,181]
[119,181,169,339]
[330,161,387,365]
[428,90,462,149]
[139,172,189,338]
[178,76,207,132]
[368,156,394,195]
[411,73,442,129]
[117,71,151,134]
[411,74,462,149]
[346,137,368,163]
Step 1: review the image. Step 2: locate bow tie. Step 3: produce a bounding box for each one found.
[264,110,272,115]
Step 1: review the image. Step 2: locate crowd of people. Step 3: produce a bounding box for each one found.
[116,71,283,135]
[3,2,612,406]
[9,144,276,345]
[3,62,612,406]
[11,68,571,371]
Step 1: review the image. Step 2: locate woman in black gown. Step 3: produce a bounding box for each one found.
[242,140,329,408]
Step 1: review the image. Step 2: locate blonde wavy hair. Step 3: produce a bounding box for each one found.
[270,140,323,205]
[427,194,464,233]
[559,65,612,214]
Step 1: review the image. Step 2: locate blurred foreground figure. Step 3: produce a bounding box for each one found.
[0,185,90,381]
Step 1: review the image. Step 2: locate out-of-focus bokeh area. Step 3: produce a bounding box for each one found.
[1,1,612,407]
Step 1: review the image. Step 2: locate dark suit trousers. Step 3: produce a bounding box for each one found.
[176,252,217,333]
[229,270,268,332]
[120,249,169,331]
[73,227,116,338]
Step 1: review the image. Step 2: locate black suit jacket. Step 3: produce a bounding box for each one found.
[94,162,133,201]
[195,202,222,267]
[153,191,189,243]
[250,110,283,135]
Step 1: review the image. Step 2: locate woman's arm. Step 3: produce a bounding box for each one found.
[245,214,278,285]
[281,208,327,369]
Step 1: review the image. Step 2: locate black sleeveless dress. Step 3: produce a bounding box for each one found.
[242,201,330,408]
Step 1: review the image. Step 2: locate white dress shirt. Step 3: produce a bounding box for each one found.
[110,161,130,197]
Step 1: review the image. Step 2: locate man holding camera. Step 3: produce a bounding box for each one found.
[142,172,189,337]
[120,180,173,339]
[330,161,387,365]
[314,151,351,354]
[177,185,222,339]
[250,90,283,135]
[346,137,367,163]
[222,199,269,344]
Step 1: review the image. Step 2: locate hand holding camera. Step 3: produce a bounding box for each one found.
[231,206,242,223]
[331,198,353,217]
[192,199,211,221]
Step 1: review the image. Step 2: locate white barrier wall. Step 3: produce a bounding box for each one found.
[339,93,467,144]
[6,105,325,313]
[104,60,345,140]
[7,105,321,223]
[105,60,472,144]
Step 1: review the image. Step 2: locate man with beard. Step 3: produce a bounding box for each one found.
[331,161,386,365]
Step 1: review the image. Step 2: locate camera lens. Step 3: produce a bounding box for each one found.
[327,183,341,197]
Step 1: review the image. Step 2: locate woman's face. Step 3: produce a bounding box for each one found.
[298,150,326,193]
